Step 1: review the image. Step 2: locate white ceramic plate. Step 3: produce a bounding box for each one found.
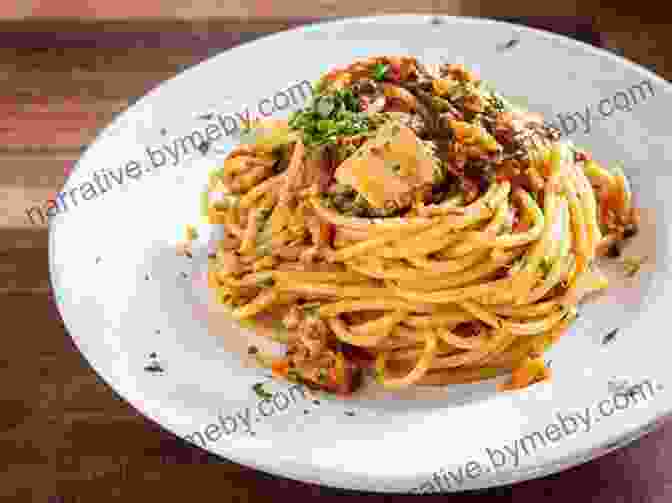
[49,15,672,493]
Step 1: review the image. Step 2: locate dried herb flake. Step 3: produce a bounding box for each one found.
[252,382,273,400]
[144,362,164,373]
[499,38,519,51]
[602,328,619,345]
[623,256,646,277]
[197,141,211,155]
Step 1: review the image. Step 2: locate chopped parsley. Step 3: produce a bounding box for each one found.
[252,382,273,400]
[372,63,389,81]
[288,88,371,147]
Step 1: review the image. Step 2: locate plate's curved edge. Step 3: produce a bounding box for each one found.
[238,410,672,494]
[47,14,672,494]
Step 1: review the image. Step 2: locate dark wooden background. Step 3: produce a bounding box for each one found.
[2,11,672,502]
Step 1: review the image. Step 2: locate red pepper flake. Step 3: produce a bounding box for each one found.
[513,218,530,233]
[454,321,485,338]
[600,197,612,226]
[575,150,590,162]
[326,223,336,246]
[271,358,290,377]
[327,367,339,387]
[341,343,374,366]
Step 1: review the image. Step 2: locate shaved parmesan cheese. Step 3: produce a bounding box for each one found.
[334,122,437,208]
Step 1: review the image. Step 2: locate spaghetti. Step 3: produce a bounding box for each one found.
[204,56,639,394]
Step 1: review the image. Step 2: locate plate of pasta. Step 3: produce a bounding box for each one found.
[51,15,672,493]
[206,55,640,393]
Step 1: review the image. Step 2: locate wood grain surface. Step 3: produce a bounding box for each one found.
[2,15,672,502]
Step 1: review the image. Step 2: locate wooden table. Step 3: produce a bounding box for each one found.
[2,16,672,501]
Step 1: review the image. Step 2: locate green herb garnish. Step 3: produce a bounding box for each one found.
[256,273,275,288]
[312,78,326,94]
[255,243,273,257]
[479,367,501,379]
[252,382,273,400]
[287,369,303,382]
[374,367,384,384]
[288,88,370,147]
[318,368,329,383]
[302,303,321,318]
[539,257,553,278]
[212,194,240,210]
[372,63,389,82]
[623,256,646,277]
[200,189,210,217]
[239,318,256,329]
[255,208,273,236]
